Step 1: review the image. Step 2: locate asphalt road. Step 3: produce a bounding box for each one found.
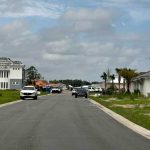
[0,92,150,150]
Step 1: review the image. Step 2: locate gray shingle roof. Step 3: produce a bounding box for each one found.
[0,57,24,67]
[132,71,150,81]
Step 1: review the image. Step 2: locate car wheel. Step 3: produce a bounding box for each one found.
[34,96,37,100]
[20,97,24,100]
[85,95,88,98]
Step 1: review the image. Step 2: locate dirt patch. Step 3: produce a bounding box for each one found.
[142,113,150,116]
[111,104,136,108]
[111,104,150,109]
[104,98,117,102]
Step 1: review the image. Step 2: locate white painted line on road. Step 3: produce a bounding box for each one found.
[0,100,23,108]
[89,99,150,140]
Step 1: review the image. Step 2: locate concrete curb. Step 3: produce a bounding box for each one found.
[89,99,150,140]
[0,100,23,108]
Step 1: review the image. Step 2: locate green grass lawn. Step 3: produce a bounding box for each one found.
[0,90,48,105]
[0,90,20,104]
[91,95,150,130]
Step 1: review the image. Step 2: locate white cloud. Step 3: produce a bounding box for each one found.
[0,1,150,81]
[62,8,118,33]
[129,8,150,22]
[0,0,64,18]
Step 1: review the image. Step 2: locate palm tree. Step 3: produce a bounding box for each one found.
[115,68,121,92]
[106,68,111,82]
[119,68,138,93]
[101,72,107,90]
[109,74,115,88]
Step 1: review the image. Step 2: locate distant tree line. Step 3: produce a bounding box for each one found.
[25,66,93,87]
[49,79,91,87]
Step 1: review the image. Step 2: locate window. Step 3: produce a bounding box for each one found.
[6,82,8,89]
[3,71,5,78]
[13,68,17,70]
[1,82,3,88]
[0,71,9,78]
[0,82,9,89]
[6,71,9,78]
[12,81,19,85]
[1,71,3,78]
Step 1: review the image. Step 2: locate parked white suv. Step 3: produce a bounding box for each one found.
[88,87,95,92]
[51,87,61,93]
[20,86,38,100]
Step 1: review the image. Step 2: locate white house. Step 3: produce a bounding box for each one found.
[100,76,126,90]
[0,57,25,90]
[130,71,150,97]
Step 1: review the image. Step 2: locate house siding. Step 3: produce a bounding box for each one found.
[10,79,22,90]
[131,71,150,97]
[143,79,150,97]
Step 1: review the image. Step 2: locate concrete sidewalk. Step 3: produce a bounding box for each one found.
[89,99,150,140]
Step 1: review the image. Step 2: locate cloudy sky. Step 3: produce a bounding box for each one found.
[0,0,150,81]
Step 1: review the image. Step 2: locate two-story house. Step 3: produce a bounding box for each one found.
[0,57,25,90]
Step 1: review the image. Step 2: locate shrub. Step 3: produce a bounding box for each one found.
[116,94,124,100]
[134,89,141,95]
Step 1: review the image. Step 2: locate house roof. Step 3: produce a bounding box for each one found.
[35,80,48,87]
[0,57,24,67]
[132,71,150,81]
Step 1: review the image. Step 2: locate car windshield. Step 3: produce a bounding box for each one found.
[77,88,86,92]
[23,87,35,90]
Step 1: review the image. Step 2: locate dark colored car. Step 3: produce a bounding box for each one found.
[74,88,88,98]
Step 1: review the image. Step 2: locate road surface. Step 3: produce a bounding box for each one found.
[0,92,150,150]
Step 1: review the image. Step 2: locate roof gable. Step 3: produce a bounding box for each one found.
[132,71,150,81]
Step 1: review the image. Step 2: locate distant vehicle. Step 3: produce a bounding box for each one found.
[74,88,88,98]
[72,87,80,96]
[72,88,77,96]
[88,86,95,92]
[20,86,38,100]
[95,87,102,92]
[37,89,41,95]
[82,85,89,90]
[51,87,61,93]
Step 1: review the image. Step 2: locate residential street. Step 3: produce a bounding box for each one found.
[0,92,150,150]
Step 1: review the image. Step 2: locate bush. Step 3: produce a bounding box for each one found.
[104,88,113,95]
[116,94,124,99]
[134,89,141,95]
